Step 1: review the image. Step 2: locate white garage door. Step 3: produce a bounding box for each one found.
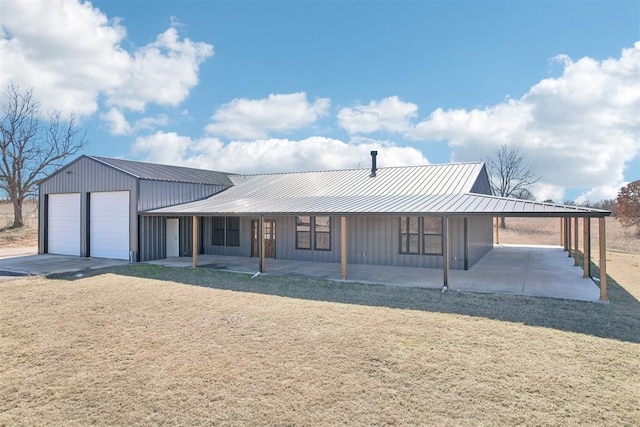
[90,191,130,260]
[48,193,81,256]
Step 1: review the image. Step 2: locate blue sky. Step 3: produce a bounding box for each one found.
[1,0,638,202]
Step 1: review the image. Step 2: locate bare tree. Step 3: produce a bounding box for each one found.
[617,180,640,234]
[486,145,540,228]
[0,81,87,228]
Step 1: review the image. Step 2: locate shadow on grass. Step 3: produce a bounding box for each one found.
[49,260,640,345]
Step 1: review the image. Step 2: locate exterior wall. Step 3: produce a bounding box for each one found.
[138,181,226,211]
[470,166,492,195]
[40,157,228,260]
[138,216,165,261]
[39,157,138,258]
[194,214,489,270]
[467,216,494,266]
[139,216,199,261]
[201,216,253,257]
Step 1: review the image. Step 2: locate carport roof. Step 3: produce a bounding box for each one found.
[144,192,610,217]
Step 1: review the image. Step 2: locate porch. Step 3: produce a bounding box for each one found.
[146,243,601,302]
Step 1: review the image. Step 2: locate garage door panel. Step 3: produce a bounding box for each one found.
[90,191,130,260]
[48,193,81,256]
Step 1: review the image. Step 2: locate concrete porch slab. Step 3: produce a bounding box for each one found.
[147,244,601,302]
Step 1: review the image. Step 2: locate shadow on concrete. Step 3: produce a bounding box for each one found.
[49,258,640,345]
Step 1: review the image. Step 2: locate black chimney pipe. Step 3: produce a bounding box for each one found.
[369,150,378,177]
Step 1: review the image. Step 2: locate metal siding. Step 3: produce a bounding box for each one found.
[138,181,224,211]
[449,217,465,270]
[470,165,493,195]
[179,217,193,257]
[467,216,493,267]
[39,157,138,257]
[344,216,452,269]
[201,216,252,257]
[139,216,165,261]
[276,216,341,263]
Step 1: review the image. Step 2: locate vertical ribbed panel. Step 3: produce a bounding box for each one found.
[139,216,165,261]
[138,181,225,211]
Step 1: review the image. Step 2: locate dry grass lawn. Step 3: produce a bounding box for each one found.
[0,200,38,248]
[1,215,639,425]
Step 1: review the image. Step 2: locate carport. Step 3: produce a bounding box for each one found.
[151,195,610,301]
[147,243,601,302]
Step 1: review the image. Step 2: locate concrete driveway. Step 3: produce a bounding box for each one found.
[0,254,128,279]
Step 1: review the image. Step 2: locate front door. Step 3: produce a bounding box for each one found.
[166,218,179,257]
[251,219,276,258]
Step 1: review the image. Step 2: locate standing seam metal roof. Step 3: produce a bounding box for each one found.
[88,156,235,186]
[143,193,610,217]
[142,162,610,217]
[224,162,486,199]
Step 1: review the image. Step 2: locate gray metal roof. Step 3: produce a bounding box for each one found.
[144,193,609,217]
[143,163,610,217]
[89,156,235,186]
[226,162,487,198]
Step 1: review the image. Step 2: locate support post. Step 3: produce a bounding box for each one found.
[573,217,579,266]
[560,218,564,247]
[567,217,572,257]
[443,216,450,289]
[259,215,265,273]
[495,217,499,244]
[599,217,608,302]
[583,217,591,278]
[192,215,198,267]
[341,216,347,280]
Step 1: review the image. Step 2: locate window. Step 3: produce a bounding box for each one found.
[296,216,311,249]
[212,216,225,246]
[399,216,443,255]
[314,216,331,250]
[226,217,240,247]
[400,217,420,254]
[296,216,331,250]
[212,216,240,247]
[423,216,443,255]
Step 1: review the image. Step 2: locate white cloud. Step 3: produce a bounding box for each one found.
[575,183,626,205]
[132,131,193,165]
[205,93,331,140]
[0,0,212,116]
[409,42,640,201]
[338,96,418,134]
[100,108,169,136]
[530,183,566,203]
[100,108,132,136]
[133,131,428,174]
[106,27,213,111]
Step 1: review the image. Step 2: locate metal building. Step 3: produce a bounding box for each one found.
[39,152,612,300]
[38,155,233,261]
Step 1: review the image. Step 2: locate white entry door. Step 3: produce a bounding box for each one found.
[166,218,179,257]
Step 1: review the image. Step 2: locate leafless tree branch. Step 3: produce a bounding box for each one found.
[0,81,87,227]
